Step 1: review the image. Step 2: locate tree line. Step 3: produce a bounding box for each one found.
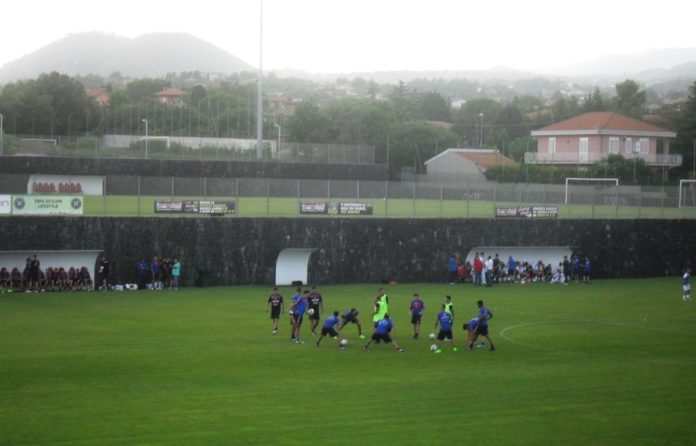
[1,71,695,179]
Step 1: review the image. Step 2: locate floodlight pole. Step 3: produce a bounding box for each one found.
[142,119,149,159]
[479,113,484,148]
[633,142,640,185]
[274,123,281,159]
[0,113,3,156]
[256,0,264,160]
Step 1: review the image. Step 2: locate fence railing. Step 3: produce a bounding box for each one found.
[2,174,696,219]
[1,134,376,164]
[524,151,683,167]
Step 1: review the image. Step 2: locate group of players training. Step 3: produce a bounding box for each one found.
[265,286,496,353]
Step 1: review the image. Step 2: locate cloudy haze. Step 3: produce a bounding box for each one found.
[2,0,696,74]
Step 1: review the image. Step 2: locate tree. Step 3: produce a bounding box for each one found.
[126,78,170,103]
[613,79,646,118]
[286,101,331,143]
[189,85,207,107]
[583,87,606,112]
[672,81,696,178]
[418,91,451,122]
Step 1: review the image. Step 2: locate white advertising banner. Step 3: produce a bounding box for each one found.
[12,195,84,215]
[0,195,11,214]
[28,175,105,195]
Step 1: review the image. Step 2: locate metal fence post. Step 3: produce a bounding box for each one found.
[385,181,389,217]
[439,184,443,218]
[412,181,416,218]
[137,176,141,216]
[236,178,240,216]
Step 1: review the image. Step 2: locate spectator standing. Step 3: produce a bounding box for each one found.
[563,256,572,283]
[151,257,162,290]
[98,256,110,290]
[448,255,457,285]
[473,253,483,286]
[136,258,150,290]
[484,256,494,287]
[583,257,592,284]
[171,259,181,290]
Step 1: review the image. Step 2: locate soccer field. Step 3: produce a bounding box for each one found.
[1,279,695,445]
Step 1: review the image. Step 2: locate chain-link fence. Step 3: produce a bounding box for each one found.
[0,134,375,164]
[2,173,696,219]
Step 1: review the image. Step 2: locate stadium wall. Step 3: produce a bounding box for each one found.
[0,217,693,286]
[0,156,389,181]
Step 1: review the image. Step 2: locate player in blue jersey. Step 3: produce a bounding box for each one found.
[289,288,309,344]
[409,292,426,339]
[463,317,485,349]
[364,314,404,352]
[316,311,345,348]
[432,304,458,353]
[339,308,365,339]
[683,268,691,302]
[467,300,496,351]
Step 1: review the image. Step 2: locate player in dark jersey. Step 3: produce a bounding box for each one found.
[266,287,284,335]
[339,308,365,339]
[307,286,324,336]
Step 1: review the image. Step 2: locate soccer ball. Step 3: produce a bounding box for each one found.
[428,333,436,340]
[430,344,439,352]
[307,308,315,316]
[339,339,348,346]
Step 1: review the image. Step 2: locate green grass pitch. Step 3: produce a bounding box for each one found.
[1,278,695,445]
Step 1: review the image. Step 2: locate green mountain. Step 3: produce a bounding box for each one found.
[0,32,255,83]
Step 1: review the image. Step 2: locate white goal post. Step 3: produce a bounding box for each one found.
[678,179,696,208]
[564,177,619,205]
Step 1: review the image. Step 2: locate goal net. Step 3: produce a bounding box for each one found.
[20,138,58,155]
[564,177,619,205]
[678,179,696,208]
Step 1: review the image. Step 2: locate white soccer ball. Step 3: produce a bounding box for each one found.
[339,339,348,346]
[308,308,315,316]
[428,333,436,340]
[430,344,439,352]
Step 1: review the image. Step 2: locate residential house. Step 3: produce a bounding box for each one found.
[527,112,680,168]
[86,87,110,106]
[424,148,517,182]
[154,87,185,105]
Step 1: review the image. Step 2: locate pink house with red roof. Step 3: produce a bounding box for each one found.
[154,87,185,105]
[527,112,680,167]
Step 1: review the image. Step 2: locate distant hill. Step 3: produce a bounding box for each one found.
[547,47,696,77]
[0,32,255,83]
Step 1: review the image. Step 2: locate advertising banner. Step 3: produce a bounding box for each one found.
[0,195,11,214]
[154,200,235,215]
[336,202,373,215]
[495,206,558,218]
[299,201,329,215]
[12,195,84,215]
[199,200,235,215]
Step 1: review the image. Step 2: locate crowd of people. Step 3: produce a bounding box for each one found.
[448,253,592,286]
[0,255,93,293]
[266,286,496,353]
[135,256,181,290]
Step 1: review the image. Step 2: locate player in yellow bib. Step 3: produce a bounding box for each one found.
[371,287,389,327]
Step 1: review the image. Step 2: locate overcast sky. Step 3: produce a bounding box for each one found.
[1,0,695,73]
